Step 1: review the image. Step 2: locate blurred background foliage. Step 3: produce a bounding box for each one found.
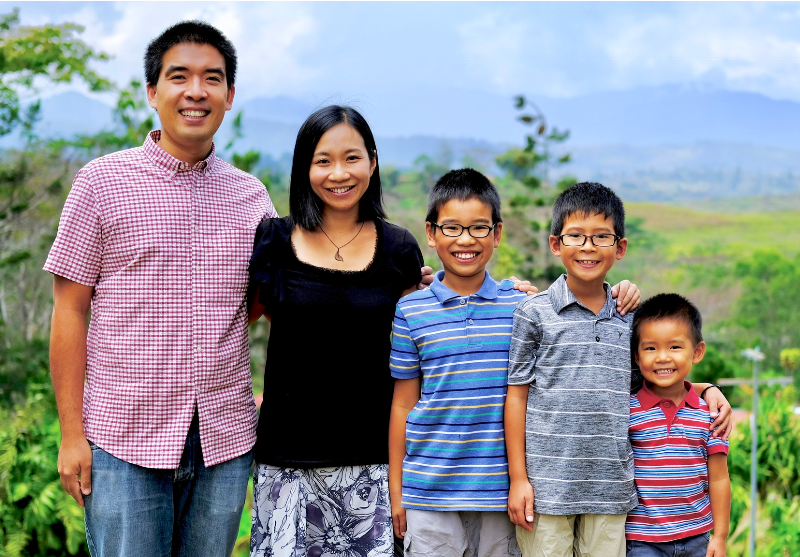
[1,10,798,557]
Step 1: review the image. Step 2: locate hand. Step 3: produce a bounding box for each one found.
[391,501,407,538]
[507,479,535,531]
[611,280,640,316]
[509,276,539,296]
[706,535,727,557]
[57,436,93,507]
[417,266,434,290]
[704,387,733,440]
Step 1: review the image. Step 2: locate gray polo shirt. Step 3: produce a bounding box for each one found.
[508,274,637,515]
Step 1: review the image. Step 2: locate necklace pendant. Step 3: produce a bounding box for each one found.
[334,249,344,262]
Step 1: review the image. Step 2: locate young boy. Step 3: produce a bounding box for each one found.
[505,182,731,557]
[626,294,730,557]
[389,168,526,556]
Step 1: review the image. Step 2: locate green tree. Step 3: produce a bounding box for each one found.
[0,9,110,138]
[494,96,573,282]
[728,251,800,366]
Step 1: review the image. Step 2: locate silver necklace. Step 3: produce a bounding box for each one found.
[319,221,365,262]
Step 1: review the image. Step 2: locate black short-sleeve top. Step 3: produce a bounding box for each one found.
[249,216,423,468]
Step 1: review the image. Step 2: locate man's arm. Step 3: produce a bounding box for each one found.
[706,453,731,557]
[505,384,535,531]
[388,377,421,539]
[694,384,733,439]
[50,275,94,507]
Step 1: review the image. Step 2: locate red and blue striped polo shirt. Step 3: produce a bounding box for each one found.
[626,382,729,542]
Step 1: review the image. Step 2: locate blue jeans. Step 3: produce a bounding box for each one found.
[84,413,253,557]
[626,532,710,557]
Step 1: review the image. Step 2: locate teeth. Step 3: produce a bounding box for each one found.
[181,110,207,117]
[329,186,353,194]
[454,253,477,260]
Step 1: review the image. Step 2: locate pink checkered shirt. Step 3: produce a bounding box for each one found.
[44,131,277,468]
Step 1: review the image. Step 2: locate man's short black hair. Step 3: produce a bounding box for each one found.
[632,293,704,350]
[289,105,385,230]
[144,21,237,88]
[550,182,625,238]
[426,168,502,225]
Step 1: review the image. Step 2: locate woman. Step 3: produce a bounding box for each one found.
[248,106,422,557]
[247,106,648,557]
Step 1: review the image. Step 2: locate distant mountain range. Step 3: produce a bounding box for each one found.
[3,85,800,202]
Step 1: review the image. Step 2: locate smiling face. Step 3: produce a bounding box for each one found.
[635,317,706,398]
[549,212,627,290]
[308,123,377,219]
[147,42,234,164]
[426,197,502,296]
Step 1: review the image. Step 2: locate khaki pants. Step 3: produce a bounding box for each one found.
[516,513,626,557]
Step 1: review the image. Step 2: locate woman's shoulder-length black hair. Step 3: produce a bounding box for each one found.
[289,105,387,230]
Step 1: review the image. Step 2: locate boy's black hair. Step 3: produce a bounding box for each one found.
[145,21,237,87]
[289,105,385,230]
[630,293,704,392]
[550,182,625,237]
[631,293,704,348]
[426,168,502,225]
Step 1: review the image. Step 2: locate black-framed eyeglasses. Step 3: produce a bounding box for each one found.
[432,223,497,238]
[558,233,619,247]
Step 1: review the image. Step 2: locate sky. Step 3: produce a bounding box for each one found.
[5,2,800,140]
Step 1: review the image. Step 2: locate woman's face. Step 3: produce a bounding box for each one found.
[309,123,376,217]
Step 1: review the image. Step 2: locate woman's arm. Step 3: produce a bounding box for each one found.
[247,284,271,324]
[389,377,421,539]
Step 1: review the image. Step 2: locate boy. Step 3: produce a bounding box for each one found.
[389,168,526,556]
[505,182,731,557]
[626,294,730,557]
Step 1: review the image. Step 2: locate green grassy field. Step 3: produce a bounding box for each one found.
[627,202,800,259]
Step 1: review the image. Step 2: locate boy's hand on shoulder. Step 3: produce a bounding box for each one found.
[507,479,535,531]
[391,501,407,538]
[706,535,727,557]
[509,276,539,296]
[704,387,733,440]
[417,266,434,290]
[611,280,640,316]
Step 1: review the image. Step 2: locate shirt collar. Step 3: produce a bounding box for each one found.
[637,381,699,410]
[429,270,498,303]
[549,273,615,318]
[143,130,218,175]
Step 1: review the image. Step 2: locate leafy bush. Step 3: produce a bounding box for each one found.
[0,362,89,556]
[727,386,800,555]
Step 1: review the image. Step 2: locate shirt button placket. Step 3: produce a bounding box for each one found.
[190,170,201,398]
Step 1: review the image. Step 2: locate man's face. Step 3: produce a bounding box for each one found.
[147,42,234,160]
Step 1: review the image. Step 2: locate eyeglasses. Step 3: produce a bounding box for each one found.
[557,233,619,247]
[432,223,496,238]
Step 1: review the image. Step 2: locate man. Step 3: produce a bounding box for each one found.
[46,21,275,556]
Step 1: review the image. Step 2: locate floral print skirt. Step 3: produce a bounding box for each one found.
[251,463,393,557]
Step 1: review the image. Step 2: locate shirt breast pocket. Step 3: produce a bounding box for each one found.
[206,228,256,294]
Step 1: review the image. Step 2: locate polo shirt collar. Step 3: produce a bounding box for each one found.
[637,381,699,410]
[429,270,498,303]
[549,273,615,318]
[143,130,218,175]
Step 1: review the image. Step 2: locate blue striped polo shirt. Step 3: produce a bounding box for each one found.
[390,270,526,511]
